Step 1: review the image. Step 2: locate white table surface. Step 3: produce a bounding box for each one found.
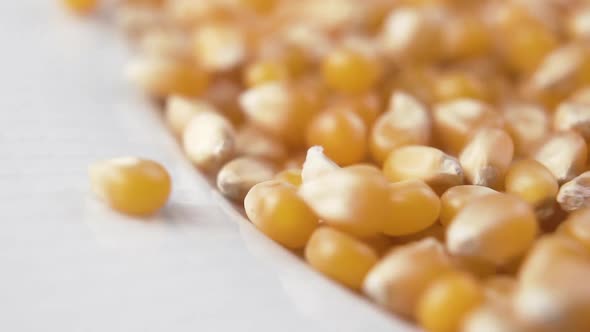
[0,2,416,331]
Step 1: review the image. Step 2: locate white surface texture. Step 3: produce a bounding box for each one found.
[0,2,415,332]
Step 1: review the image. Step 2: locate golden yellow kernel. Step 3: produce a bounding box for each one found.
[234,124,287,163]
[363,238,453,317]
[459,128,514,189]
[557,171,590,212]
[417,272,485,332]
[433,99,503,155]
[500,22,557,75]
[321,48,379,94]
[440,185,498,227]
[370,92,431,165]
[329,92,382,128]
[383,180,441,236]
[306,108,367,166]
[433,72,490,103]
[239,0,276,14]
[559,208,590,250]
[390,223,446,246]
[182,111,235,171]
[217,157,275,202]
[442,16,491,60]
[505,159,558,218]
[164,95,216,136]
[305,227,378,290]
[534,131,588,183]
[446,194,538,265]
[502,102,550,157]
[383,145,463,195]
[274,168,302,187]
[243,60,289,87]
[63,0,98,14]
[244,180,318,249]
[299,167,390,238]
[89,157,171,216]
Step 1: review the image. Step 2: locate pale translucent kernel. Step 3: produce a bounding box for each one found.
[459,128,514,188]
[554,101,590,143]
[234,124,287,163]
[534,131,588,183]
[557,171,590,212]
[446,194,538,265]
[301,146,339,184]
[463,304,529,332]
[363,238,453,317]
[89,157,171,216]
[164,95,216,136]
[193,23,246,72]
[440,185,498,227]
[217,157,275,202]
[182,111,235,171]
[370,91,431,165]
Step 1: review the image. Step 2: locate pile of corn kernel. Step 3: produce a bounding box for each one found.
[70,0,590,331]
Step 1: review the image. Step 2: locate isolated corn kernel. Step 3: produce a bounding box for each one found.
[554,101,590,143]
[505,159,559,218]
[459,128,514,188]
[126,56,208,98]
[306,108,367,166]
[369,92,431,165]
[440,185,498,227]
[534,131,588,183]
[433,98,503,155]
[363,238,452,317]
[383,180,440,236]
[298,167,390,237]
[447,194,538,265]
[182,111,235,171]
[89,157,171,216]
[217,157,275,202]
[383,145,463,195]
[321,47,379,94]
[305,227,378,290]
[300,146,339,183]
[502,102,550,157]
[165,95,216,136]
[234,124,287,163]
[244,180,318,249]
[417,272,485,332]
[557,171,590,212]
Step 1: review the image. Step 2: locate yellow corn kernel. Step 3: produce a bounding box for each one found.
[164,95,216,136]
[89,157,171,216]
[240,82,319,149]
[300,146,339,183]
[505,159,558,218]
[433,72,490,103]
[239,0,277,14]
[244,180,318,249]
[299,167,390,238]
[243,60,289,87]
[557,171,590,212]
[554,101,590,144]
[534,131,588,183]
[452,256,497,279]
[502,102,550,157]
[234,124,287,164]
[193,23,246,72]
[321,48,379,94]
[417,272,485,332]
[370,92,431,165]
[126,56,208,98]
[446,193,538,265]
[500,22,557,75]
[274,168,302,187]
[559,208,590,250]
[182,111,236,171]
[363,238,453,317]
[383,145,463,195]
[304,227,378,290]
[484,276,516,304]
[329,92,382,128]
[463,304,528,332]
[390,223,446,246]
[384,180,440,236]
[459,128,514,188]
[63,0,98,14]
[433,99,503,155]
[306,108,367,166]
[442,16,490,60]
[440,185,498,227]
[217,157,275,202]
[514,236,590,332]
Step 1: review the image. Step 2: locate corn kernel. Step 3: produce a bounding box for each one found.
[502,102,550,157]
[433,72,490,103]
[500,21,557,75]
[239,0,277,14]
[417,272,485,332]
[484,276,516,304]
[370,92,431,165]
[164,95,216,136]
[234,124,287,163]
[390,223,446,246]
[300,146,339,183]
[306,108,367,166]
[183,111,235,171]
[299,167,390,238]
[244,180,318,249]
[559,208,590,250]
[193,23,246,72]
[362,234,395,257]
[274,168,302,187]
[433,99,503,155]
[554,101,590,143]
[557,171,590,212]
[243,60,289,87]
[329,92,382,128]
[363,238,453,317]
[440,185,498,227]
[321,48,379,94]
[63,0,98,15]
[442,16,490,60]
[534,131,588,183]
[217,157,275,202]
[463,304,528,332]
[452,256,497,279]
[505,159,558,218]
[383,145,463,195]
[447,193,538,265]
[459,128,514,188]
[383,180,440,236]
[89,157,171,216]
[305,227,378,290]
[138,29,189,59]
